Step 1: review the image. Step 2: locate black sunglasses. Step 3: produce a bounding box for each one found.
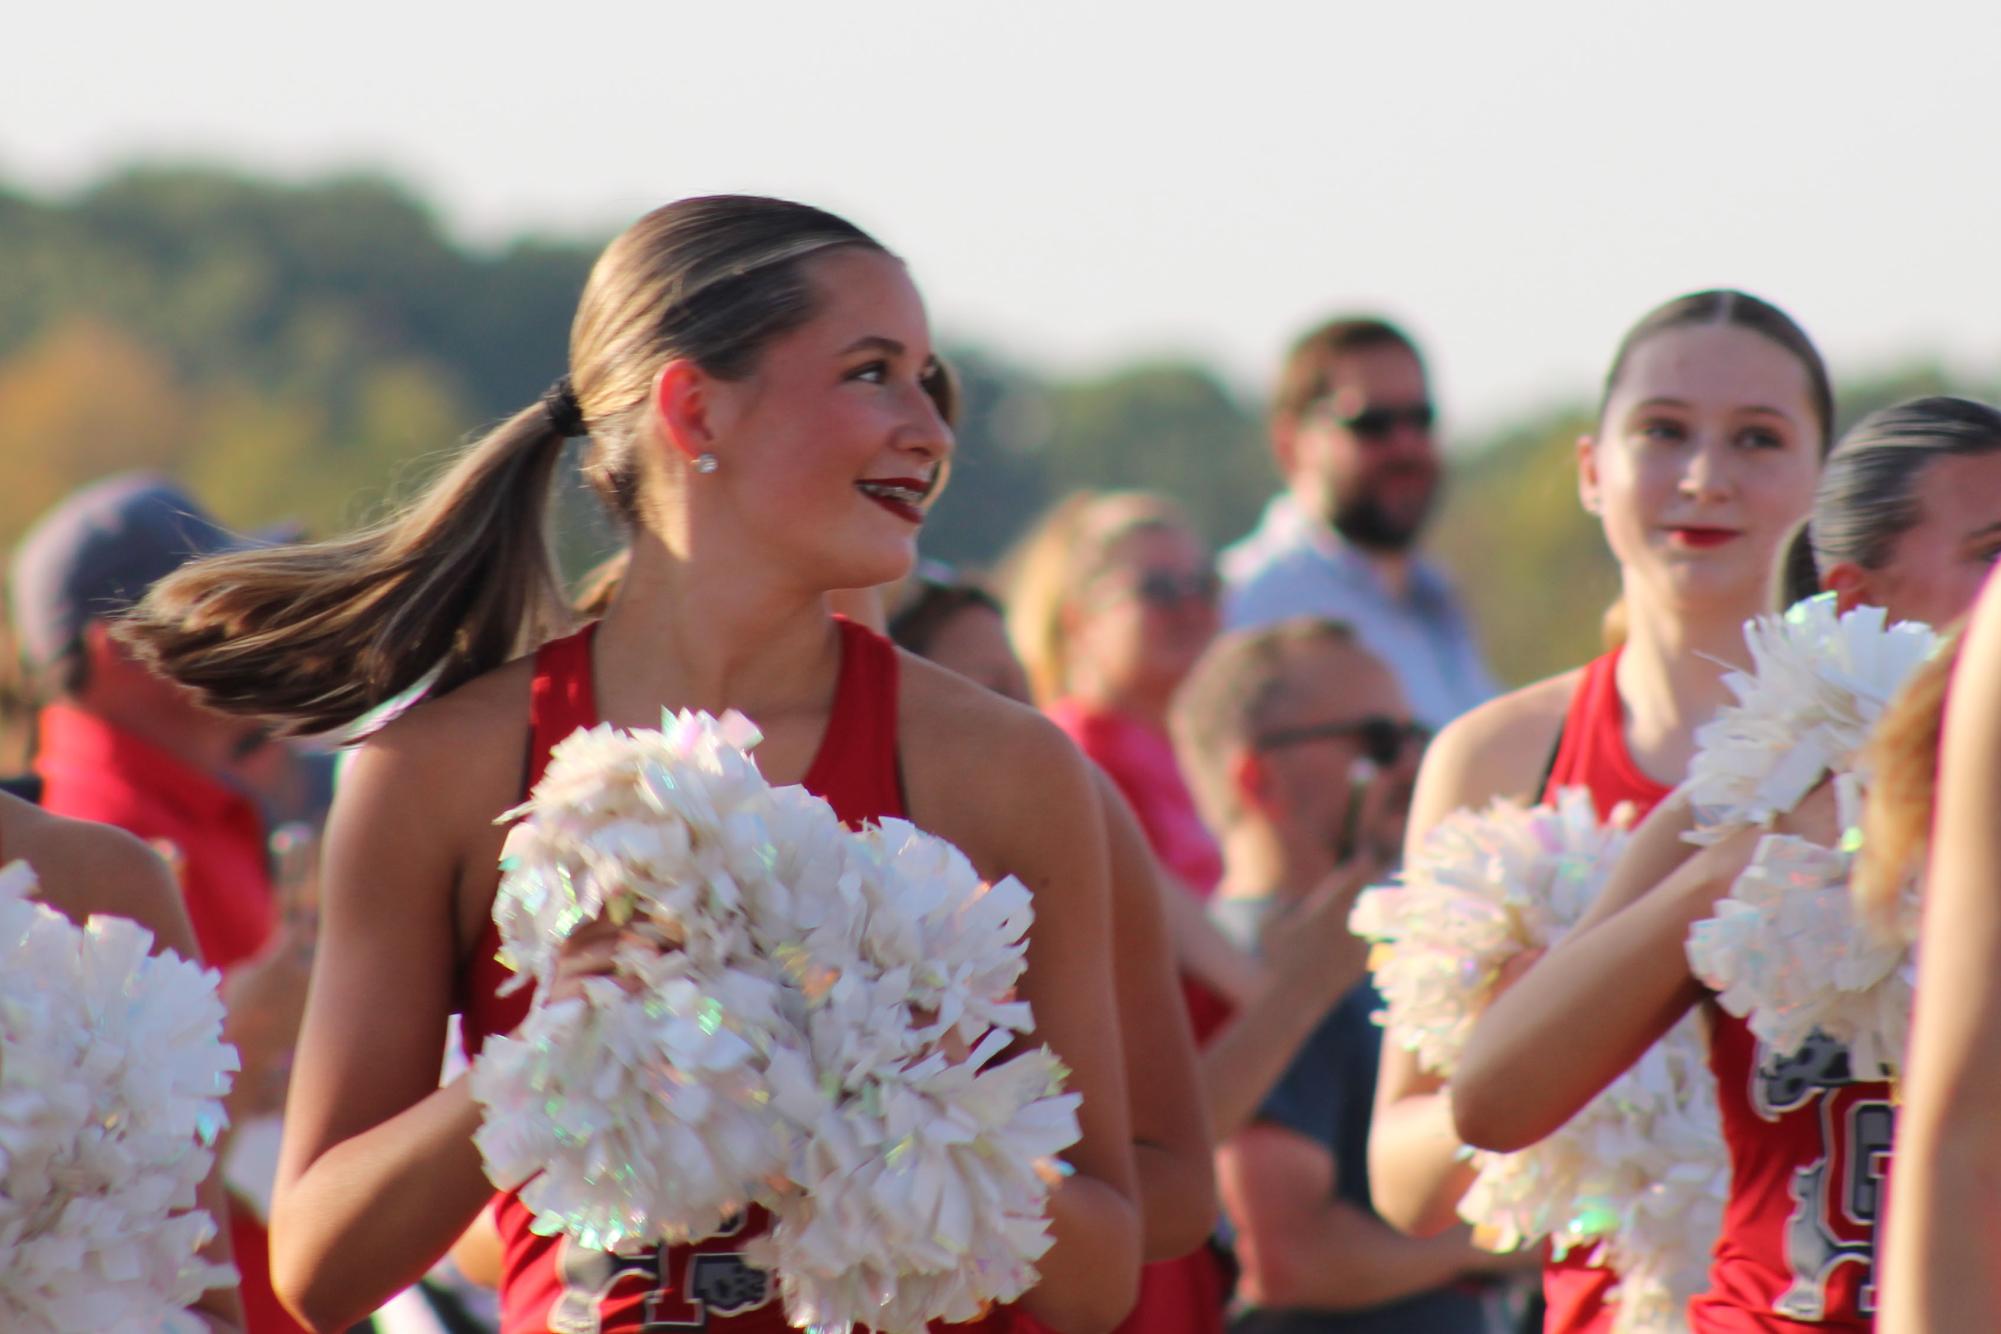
[1131,568,1221,609]
[1252,716,1432,767]
[1323,401,1436,441]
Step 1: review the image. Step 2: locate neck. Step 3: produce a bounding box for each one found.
[592,531,841,725]
[1069,677,1173,731]
[1612,582,1761,778]
[76,684,249,778]
[1288,486,1416,597]
[1363,546,1415,599]
[1215,818,1334,902]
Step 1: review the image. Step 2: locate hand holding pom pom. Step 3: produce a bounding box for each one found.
[471,711,1081,1331]
[1351,790,1725,1332]
[1684,595,1939,845]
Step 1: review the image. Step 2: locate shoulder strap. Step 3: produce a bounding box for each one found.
[801,618,905,824]
[1535,718,1568,804]
[523,624,600,797]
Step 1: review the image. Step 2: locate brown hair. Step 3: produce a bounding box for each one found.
[1169,616,1360,829]
[1272,317,1423,423]
[120,197,888,735]
[996,490,1199,705]
[1778,396,2001,608]
[1598,290,1834,450]
[1856,623,1962,925]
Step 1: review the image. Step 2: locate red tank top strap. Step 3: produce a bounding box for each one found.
[1542,647,1672,822]
[801,616,905,825]
[527,623,601,791]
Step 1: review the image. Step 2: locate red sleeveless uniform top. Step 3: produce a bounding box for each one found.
[1539,650,1673,1334]
[1685,1016,1888,1331]
[460,618,999,1334]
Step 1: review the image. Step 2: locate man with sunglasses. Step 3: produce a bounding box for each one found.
[1175,617,1526,1333]
[1222,317,1497,732]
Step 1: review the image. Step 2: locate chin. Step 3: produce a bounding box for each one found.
[820,545,915,595]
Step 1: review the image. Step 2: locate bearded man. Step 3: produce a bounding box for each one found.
[1222,318,1497,730]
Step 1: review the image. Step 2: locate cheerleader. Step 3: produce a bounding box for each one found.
[1453,396,2001,1330]
[123,197,1141,1334]
[1369,290,1831,1332]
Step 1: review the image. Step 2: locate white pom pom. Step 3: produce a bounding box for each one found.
[1351,788,1632,1075]
[1687,827,1913,1081]
[477,711,817,1248]
[0,860,239,1331]
[1684,595,1939,844]
[1351,791,1726,1330]
[475,711,1079,1329]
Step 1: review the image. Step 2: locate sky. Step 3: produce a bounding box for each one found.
[8,2,1998,434]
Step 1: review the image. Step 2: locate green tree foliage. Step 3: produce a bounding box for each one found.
[0,165,1993,693]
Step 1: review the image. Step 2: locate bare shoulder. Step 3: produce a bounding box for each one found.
[341,655,538,829]
[1411,670,1582,835]
[896,652,1100,872]
[0,793,196,955]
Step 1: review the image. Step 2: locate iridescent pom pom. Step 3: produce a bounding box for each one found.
[0,859,240,1331]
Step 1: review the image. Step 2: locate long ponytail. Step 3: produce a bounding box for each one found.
[119,195,890,736]
[123,404,572,735]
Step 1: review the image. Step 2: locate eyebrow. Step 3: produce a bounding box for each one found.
[840,335,907,357]
[1628,397,1797,422]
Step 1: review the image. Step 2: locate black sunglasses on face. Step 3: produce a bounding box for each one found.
[1131,568,1221,610]
[1321,401,1436,442]
[1252,716,1432,767]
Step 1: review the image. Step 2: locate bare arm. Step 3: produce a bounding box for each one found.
[1094,769,1220,1263]
[1450,796,1751,1152]
[1882,577,2001,1333]
[1367,682,1567,1236]
[1159,874,1263,1008]
[1220,1123,1503,1311]
[268,719,509,1332]
[907,689,1142,1334]
[1202,867,1373,1141]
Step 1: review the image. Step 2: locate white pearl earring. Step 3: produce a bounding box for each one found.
[693,452,719,474]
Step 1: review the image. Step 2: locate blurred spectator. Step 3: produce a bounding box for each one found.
[1175,618,1521,1332]
[884,561,1033,703]
[1004,490,1227,894]
[9,472,313,1334]
[1001,491,1239,1334]
[1223,319,1497,730]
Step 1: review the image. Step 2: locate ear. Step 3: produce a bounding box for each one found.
[1576,434,1603,516]
[650,359,723,467]
[1821,560,1875,615]
[81,618,134,666]
[1230,746,1278,817]
[1269,414,1301,483]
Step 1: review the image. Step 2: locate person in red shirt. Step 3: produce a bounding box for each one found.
[9,473,313,1334]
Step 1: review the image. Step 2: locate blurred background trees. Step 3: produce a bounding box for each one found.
[1,164,1990,691]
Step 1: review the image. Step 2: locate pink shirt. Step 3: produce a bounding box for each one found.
[1047,697,1223,895]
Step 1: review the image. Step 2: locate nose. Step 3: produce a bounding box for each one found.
[900,380,954,473]
[1678,433,1733,503]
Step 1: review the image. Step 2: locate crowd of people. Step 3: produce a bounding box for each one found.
[4,193,2000,1334]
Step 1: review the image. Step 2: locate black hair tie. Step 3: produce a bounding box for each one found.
[541,376,585,437]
